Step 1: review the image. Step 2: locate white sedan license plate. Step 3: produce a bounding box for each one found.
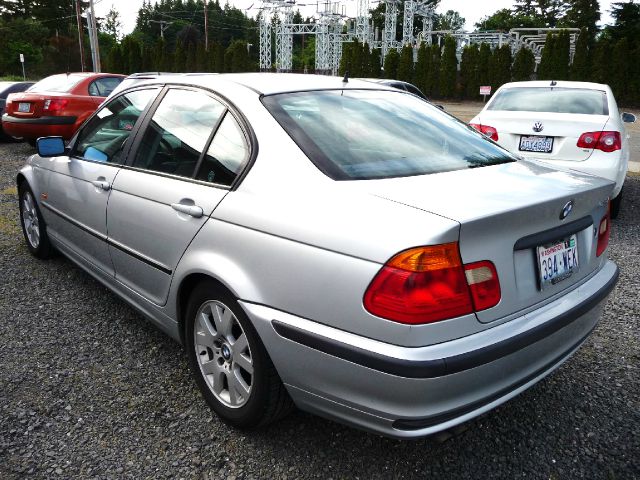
[537,235,579,289]
[18,102,30,113]
[520,135,553,153]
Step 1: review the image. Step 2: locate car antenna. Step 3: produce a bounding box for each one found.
[342,71,349,84]
[550,80,557,87]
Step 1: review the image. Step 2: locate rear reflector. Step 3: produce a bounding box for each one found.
[470,123,499,141]
[464,261,501,311]
[577,131,621,153]
[364,243,501,325]
[596,207,610,257]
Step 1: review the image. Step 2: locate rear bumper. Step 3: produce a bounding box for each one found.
[243,260,618,438]
[1,114,77,139]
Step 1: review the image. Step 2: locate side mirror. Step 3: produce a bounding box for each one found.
[36,136,65,157]
[621,112,636,123]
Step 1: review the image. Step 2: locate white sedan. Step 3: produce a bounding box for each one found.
[470,81,636,218]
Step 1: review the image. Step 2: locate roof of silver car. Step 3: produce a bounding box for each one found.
[122,72,398,96]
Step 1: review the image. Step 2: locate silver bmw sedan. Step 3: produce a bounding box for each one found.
[17,73,618,439]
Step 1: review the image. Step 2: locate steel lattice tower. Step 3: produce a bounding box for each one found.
[259,11,272,70]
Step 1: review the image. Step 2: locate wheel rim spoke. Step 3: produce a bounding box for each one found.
[211,303,233,339]
[195,310,217,348]
[229,369,250,404]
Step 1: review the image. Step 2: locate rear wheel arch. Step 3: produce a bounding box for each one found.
[177,273,241,345]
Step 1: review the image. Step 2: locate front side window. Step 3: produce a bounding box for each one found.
[488,87,608,115]
[74,88,159,164]
[88,77,123,97]
[263,90,515,180]
[132,89,226,178]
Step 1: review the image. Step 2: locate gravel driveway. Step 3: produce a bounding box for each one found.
[1,141,638,479]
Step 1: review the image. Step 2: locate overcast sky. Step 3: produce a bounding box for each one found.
[94,0,616,37]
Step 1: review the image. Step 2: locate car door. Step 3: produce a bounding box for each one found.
[41,87,160,275]
[107,87,251,305]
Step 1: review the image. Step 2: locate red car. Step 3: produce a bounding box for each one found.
[1,72,124,143]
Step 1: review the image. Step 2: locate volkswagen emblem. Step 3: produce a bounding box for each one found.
[533,122,544,133]
[559,200,574,220]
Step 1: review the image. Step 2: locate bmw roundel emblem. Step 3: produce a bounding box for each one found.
[533,122,544,133]
[560,200,574,220]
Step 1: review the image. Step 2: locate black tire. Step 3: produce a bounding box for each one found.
[185,281,293,429]
[611,189,623,220]
[18,184,53,259]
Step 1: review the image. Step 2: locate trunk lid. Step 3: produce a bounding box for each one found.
[356,160,614,323]
[476,111,610,162]
[5,92,70,119]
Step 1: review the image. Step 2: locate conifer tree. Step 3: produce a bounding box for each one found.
[154,38,168,71]
[215,43,225,72]
[570,28,589,81]
[174,42,187,72]
[439,36,457,98]
[537,32,555,79]
[589,38,608,84]
[489,44,512,90]
[428,44,441,97]
[397,45,414,83]
[186,42,197,72]
[554,30,570,80]
[384,48,399,79]
[338,42,352,77]
[196,42,208,71]
[477,43,491,88]
[106,44,124,74]
[370,48,382,77]
[512,46,536,81]
[361,43,372,77]
[414,43,429,95]
[350,40,364,77]
[611,37,631,104]
[460,44,479,99]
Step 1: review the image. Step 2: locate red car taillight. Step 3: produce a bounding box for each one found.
[43,98,69,113]
[470,123,499,141]
[577,131,621,153]
[363,243,501,325]
[596,207,611,257]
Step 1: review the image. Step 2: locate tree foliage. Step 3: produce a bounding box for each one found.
[512,46,536,81]
[439,36,457,97]
[397,45,414,83]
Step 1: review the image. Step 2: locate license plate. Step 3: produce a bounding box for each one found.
[18,102,30,113]
[537,234,579,289]
[520,135,553,153]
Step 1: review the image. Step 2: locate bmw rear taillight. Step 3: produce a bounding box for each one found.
[470,123,499,141]
[363,243,501,325]
[43,98,69,113]
[596,206,611,257]
[577,131,621,153]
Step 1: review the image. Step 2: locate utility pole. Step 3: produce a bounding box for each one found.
[89,0,101,71]
[204,0,209,51]
[149,20,173,39]
[75,0,86,71]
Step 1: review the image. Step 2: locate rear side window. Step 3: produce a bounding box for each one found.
[488,87,608,115]
[263,90,515,180]
[29,74,85,93]
[132,89,226,178]
[89,77,123,97]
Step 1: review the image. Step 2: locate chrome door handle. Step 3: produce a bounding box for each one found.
[91,180,111,190]
[171,203,203,218]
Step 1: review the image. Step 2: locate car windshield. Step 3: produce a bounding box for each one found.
[29,74,85,93]
[263,89,515,180]
[488,87,608,115]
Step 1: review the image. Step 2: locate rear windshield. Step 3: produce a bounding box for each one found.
[488,87,608,115]
[262,90,515,181]
[30,74,85,93]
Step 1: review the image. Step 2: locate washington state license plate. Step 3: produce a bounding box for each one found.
[537,234,579,289]
[520,135,553,153]
[18,102,30,113]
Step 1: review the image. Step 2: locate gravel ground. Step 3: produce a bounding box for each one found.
[1,141,639,479]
